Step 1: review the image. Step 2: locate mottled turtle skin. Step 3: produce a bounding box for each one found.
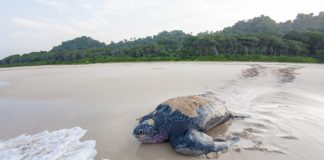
[133,93,239,156]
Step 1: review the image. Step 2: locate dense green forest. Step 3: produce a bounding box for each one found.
[1,12,324,67]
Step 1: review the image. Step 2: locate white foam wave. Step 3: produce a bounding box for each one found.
[0,127,97,160]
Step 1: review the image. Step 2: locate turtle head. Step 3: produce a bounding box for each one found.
[133,118,167,143]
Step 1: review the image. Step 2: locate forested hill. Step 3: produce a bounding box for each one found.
[51,36,106,52]
[1,12,324,67]
[224,13,324,35]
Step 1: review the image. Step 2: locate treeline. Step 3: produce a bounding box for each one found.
[223,12,324,35]
[1,12,324,66]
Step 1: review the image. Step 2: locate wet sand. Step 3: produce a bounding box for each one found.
[1,62,324,160]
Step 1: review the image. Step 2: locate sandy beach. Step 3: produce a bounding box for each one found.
[1,62,324,160]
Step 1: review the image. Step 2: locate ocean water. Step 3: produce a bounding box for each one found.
[0,62,324,160]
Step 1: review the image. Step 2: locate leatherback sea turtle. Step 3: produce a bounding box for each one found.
[133,93,240,156]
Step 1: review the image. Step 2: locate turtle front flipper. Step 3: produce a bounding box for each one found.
[138,111,154,123]
[169,129,238,156]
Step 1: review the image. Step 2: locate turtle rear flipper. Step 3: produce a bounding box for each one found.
[229,112,251,119]
[169,129,239,155]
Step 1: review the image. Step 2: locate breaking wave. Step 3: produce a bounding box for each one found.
[0,127,97,160]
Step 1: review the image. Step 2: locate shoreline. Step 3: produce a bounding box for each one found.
[0,61,321,72]
[0,55,320,68]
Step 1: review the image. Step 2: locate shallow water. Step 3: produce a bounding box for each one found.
[0,62,324,160]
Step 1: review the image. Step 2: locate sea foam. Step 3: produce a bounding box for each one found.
[0,127,97,160]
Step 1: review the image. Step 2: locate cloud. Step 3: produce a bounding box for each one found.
[8,17,79,54]
[80,3,94,10]
[33,0,67,10]
[12,17,78,36]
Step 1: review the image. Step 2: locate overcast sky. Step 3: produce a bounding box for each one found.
[0,0,323,58]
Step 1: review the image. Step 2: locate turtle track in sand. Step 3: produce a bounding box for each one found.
[207,64,303,156]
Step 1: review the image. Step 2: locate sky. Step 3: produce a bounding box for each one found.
[0,0,323,58]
